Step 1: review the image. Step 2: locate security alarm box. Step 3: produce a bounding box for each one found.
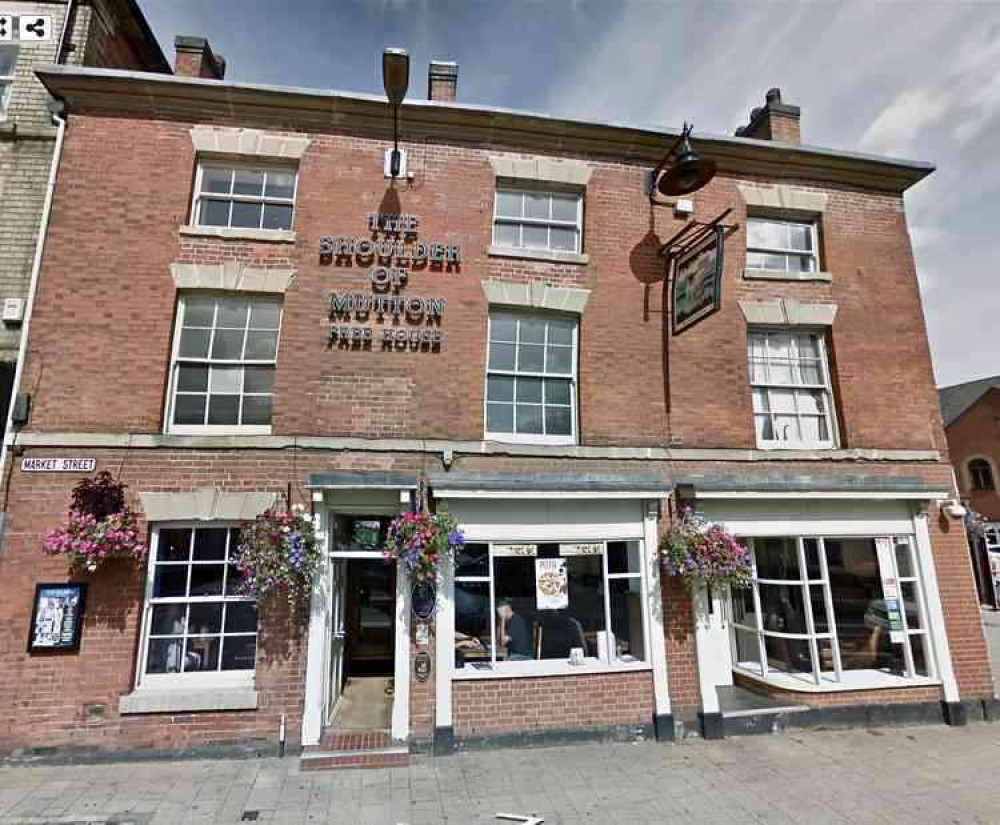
[2,299,24,323]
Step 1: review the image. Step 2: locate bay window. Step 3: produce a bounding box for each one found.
[732,535,934,688]
[454,540,646,673]
[139,525,257,686]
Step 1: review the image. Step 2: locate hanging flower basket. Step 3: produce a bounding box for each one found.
[383,510,465,583]
[659,508,752,592]
[231,504,320,605]
[42,471,148,574]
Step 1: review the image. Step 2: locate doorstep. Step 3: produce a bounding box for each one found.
[300,728,409,771]
[718,685,810,737]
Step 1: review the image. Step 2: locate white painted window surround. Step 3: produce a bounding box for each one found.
[0,44,17,121]
[739,183,831,282]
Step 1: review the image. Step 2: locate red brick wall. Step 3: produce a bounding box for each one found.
[82,1,159,72]
[733,673,940,707]
[452,671,654,736]
[21,111,946,456]
[944,389,1000,521]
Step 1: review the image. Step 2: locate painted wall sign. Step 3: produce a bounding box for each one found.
[671,225,724,335]
[411,581,436,621]
[28,583,87,653]
[414,651,431,682]
[493,544,538,557]
[21,457,97,473]
[320,213,459,352]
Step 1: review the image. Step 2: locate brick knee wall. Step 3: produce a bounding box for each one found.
[452,671,655,737]
[733,673,941,707]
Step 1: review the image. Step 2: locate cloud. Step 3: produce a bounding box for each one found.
[859,88,951,157]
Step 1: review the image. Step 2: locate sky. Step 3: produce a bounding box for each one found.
[140,0,1000,389]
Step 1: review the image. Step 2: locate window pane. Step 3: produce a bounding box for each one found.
[455,543,489,578]
[516,377,542,403]
[250,302,281,330]
[910,633,930,677]
[517,343,545,372]
[455,581,491,669]
[175,366,208,394]
[609,577,645,661]
[190,565,225,596]
[183,637,221,672]
[522,225,548,249]
[798,361,823,384]
[800,415,828,443]
[244,365,275,394]
[551,194,578,223]
[488,342,515,371]
[211,329,245,360]
[768,359,794,384]
[225,602,258,634]
[544,405,572,435]
[173,394,206,426]
[486,375,514,402]
[193,529,228,561]
[245,330,279,360]
[519,318,546,344]
[754,538,799,580]
[221,635,257,671]
[178,328,211,359]
[207,395,240,425]
[495,191,521,218]
[895,540,914,578]
[550,227,576,251]
[241,396,273,426]
[262,203,294,230]
[494,222,518,247]
[153,565,188,598]
[900,582,923,630]
[264,170,296,199]
[198,199,230,227]
[515,404,543,434]
[794,253,815,273]
[761,253,786,271]
[201,168,231,194]
[184,298,216,327]
[231,201,263,229]
[150,604,186,636]
[734,628,762,673]
[608,541,641,575]
[545,378,572,406]
[233,169,265,197]
[226,563,246,597]
[546,345,573,374]
[524,192,549,220]
[210,366,241,394]
[490,314,517,343]
[788,223,811,251]
[751,388,770,413]
[486,402,514,433]
[760,586,812,674]
[754,414,774,442]
[217,299,250,328]
[146,638,184,674]
[747,219,784,250]
[804,538,821,580]
[158,529,191,561]
[548,319,574,346]
[188,602,223,635]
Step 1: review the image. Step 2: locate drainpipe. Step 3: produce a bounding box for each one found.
[55,0,77,64]
[0,104,67,488]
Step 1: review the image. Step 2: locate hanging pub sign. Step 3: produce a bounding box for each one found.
[411,580,436,621]
[27,582,86,653]
[671,225,725,335]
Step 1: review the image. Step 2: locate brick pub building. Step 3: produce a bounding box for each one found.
[0,46,994,764]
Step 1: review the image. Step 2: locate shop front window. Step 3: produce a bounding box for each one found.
[732,535,933,688]
[140,525,257,684]
[454,540,646,672]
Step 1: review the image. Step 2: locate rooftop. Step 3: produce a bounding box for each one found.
[939,375,1000,427]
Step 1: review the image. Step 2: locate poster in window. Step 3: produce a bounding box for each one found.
[874,538,905,644]
[27,583,86,653]
[671,226,725,335]
[352,519,382,550]
[535,558,568,610]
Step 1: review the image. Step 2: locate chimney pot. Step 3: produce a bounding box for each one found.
[765,87,781,104]
[174,35,226,81]
[735,88,800,144]
[428,60,458,102]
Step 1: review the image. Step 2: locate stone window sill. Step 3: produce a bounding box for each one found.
[179,225,297,244]
[488,245,589,266]
[743,268,832,283]
[119,688,259,715]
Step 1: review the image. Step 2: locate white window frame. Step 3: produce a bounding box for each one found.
[136,523,257,691]
[190,161,299,232]
[453,538,651,679]
[165,294,283,435]
[492,187,584,254]
[0,44,17,121]
[484,311,579,446]
[731,535,936,691]
[748,327,837,450]
[746,215,819,273]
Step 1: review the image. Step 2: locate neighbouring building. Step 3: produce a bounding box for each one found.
[0,50,994,766]
[0,1,171,435]
[940,376,1000,607]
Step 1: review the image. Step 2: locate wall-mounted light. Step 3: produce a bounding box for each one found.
[649,123,717,201]
[382,47,410,179]
[942,499,968,519]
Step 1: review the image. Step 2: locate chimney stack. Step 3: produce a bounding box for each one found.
[428,60,458,102]
[735,88,800,143]
[174,36,226,81]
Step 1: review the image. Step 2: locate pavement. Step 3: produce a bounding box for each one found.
[3,723,1000,824]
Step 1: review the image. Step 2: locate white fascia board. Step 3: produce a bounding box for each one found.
[432,489,668,500]
[694,490,949,500]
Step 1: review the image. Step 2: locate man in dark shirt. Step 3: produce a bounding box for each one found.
[497,600,533,660]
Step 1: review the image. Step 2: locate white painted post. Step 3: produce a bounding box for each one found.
[693,584,721,714]
[300,503,330,747]
[391,560,411,741]
[435,552,454,729]
[643,502,672,717]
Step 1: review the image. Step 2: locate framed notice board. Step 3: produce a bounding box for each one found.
[27,583,87,653]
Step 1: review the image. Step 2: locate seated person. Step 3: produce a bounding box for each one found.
[496,600,534,661]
